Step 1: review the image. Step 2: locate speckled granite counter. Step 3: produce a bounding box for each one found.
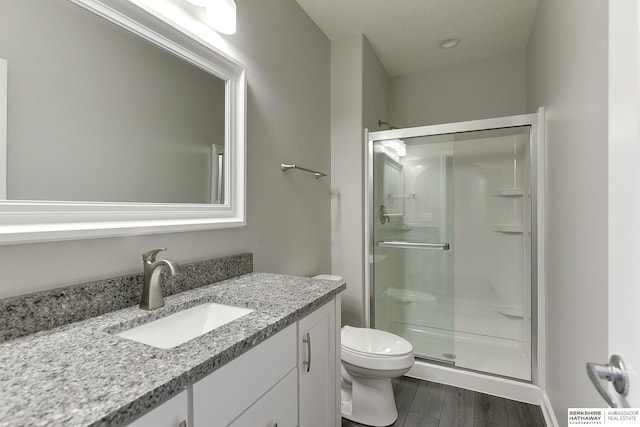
[0,272,345,426]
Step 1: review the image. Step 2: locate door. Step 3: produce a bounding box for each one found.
[369,124,534,381]
[370,134,456,364]
[594,0,640,409]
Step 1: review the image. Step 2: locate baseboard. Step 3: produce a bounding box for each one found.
[408,360,559,427]
[540,391,559,427]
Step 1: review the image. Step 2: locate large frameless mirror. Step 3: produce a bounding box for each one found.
[0,0,246,244]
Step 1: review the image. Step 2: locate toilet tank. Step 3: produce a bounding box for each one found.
[313,274,343,282]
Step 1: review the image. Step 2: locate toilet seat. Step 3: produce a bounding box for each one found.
[341,326,412,355]
[341,326,413,371]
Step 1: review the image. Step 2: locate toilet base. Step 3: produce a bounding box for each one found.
[341,375,398,427]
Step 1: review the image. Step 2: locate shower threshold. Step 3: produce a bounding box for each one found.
[391,322,531,381]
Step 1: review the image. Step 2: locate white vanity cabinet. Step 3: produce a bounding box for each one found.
[298,300,338,427]
[228,369,298,426]
[191,295,341,427]
[191,323,298,426]
[127,390,188,427]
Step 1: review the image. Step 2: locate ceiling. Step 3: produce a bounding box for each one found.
[295,0,540,77]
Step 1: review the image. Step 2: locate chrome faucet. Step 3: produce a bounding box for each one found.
[140,248,182,310]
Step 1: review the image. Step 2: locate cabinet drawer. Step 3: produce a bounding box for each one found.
[127,390,188,427]
[192,324,297,426]
[229,369,297,427]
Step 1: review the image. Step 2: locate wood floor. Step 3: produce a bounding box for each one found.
[341,376,547,427]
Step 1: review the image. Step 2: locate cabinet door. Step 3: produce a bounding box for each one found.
[229,369,298,427]
[192,324,297,426]
[298,299,338,426]
[127,390,188,427]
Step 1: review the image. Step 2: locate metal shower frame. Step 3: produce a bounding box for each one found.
[363,108,546,388]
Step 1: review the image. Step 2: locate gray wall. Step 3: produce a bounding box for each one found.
[330,35,365,327]
[390,52,527,127]
[1,0,225,204]
[0,0,331,299]
[330,35,389,326]
[333,45,526,327]
[363,40,390,131]
[526,0,609,422]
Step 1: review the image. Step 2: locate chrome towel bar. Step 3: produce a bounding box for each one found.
[376,241,450,250]
[281,163,327,178]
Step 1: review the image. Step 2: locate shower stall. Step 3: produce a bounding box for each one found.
[366,111,544,387]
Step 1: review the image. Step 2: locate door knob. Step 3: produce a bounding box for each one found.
[586,354,629,408]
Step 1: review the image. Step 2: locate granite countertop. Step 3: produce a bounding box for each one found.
[0,273,345,427]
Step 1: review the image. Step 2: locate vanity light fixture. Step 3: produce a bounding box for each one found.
[205,0,237,35]
[185,0,237,35]
[185,0,210,6]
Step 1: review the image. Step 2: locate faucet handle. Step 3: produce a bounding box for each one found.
[142,248,167,263]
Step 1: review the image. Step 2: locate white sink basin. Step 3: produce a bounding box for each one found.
[116,303,254,349]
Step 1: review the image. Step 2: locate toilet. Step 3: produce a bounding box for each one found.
[340,326,414,426]
[313,275,415,427]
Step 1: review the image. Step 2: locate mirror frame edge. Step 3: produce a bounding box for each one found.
[0,0,247,245]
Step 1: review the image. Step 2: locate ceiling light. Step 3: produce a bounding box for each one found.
[438,37,461,49]
[205,0,237,35]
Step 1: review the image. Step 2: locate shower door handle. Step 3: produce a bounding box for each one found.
[376,241,450,250]
[586,355,629,407]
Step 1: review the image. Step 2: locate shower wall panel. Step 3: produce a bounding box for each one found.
[453,131,529,345]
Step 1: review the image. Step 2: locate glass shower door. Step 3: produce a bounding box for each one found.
[369,124,533,381]
[371,135,456,364]
[451,127,531,380]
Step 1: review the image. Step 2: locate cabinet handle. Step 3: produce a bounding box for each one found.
[303,332,311,373]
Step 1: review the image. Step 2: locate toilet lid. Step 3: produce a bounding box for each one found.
[341,326,412,357]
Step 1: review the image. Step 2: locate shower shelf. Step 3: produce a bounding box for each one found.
[384,287,436,303]
[495,306,525,318]
[494,189,524,197]
[493,225,524,233]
